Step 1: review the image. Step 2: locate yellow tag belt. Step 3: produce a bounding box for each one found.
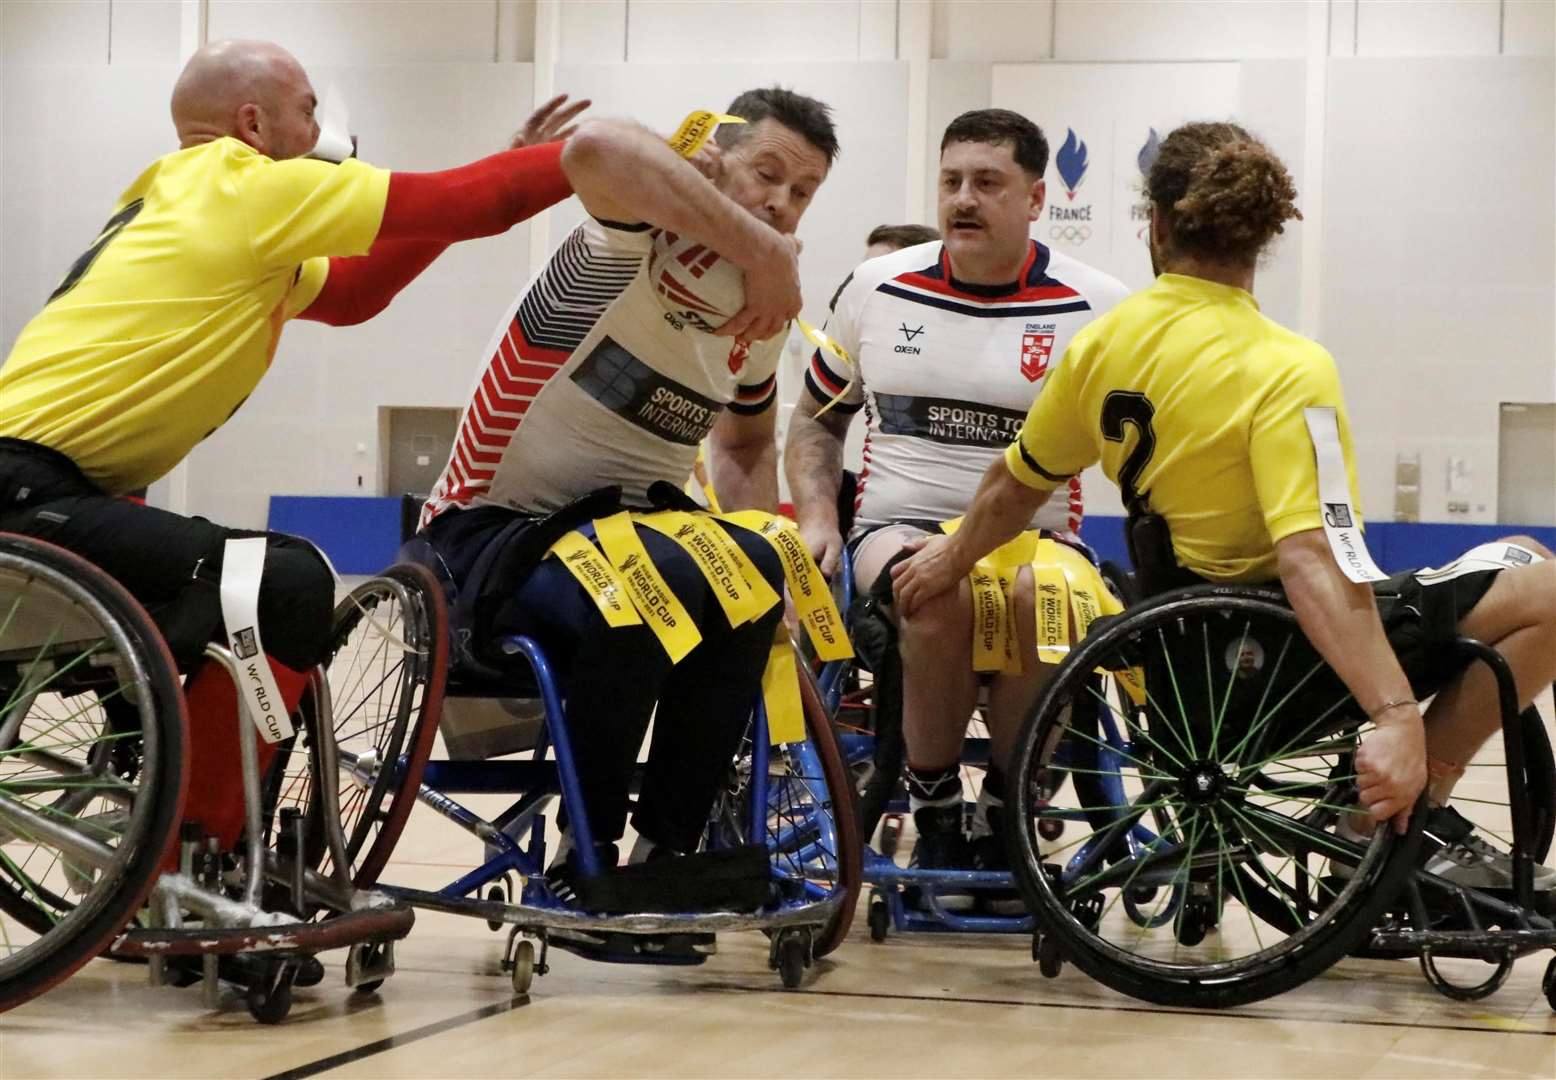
[940,518,1144,702]
[545,510,852,744]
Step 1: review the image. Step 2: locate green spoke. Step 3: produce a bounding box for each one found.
[1209,622,1252,758]
[1094,811,1186,935]
[1032,798,1175,865]
[1236,736,1361,780]
[1056,716,1173,780]
[1,685,129,760]
[1219,632,1296,763]
[1238,803,1367,863]
[1152,627,1198,760]
[1085,683,1185,772]
[1226,799,1344,906]
[18,799,124,840]
[0,729,137,761]
[1216,815,1266,953]
[0,843,64,925]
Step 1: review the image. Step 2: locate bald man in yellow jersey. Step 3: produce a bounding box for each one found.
[896,123,1556,890]
[0,40,591,855]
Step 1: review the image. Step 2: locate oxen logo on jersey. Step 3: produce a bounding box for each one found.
[899,324,924,342]
[1021,321,1057,382]
[1056,129,1089,201]
[895,323,925,355]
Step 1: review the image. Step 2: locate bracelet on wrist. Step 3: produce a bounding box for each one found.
[1367,697,1418,721]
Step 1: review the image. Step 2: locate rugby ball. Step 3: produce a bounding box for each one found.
[648,230,746,334]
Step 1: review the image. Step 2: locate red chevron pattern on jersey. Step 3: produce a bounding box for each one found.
[421,319,568,527]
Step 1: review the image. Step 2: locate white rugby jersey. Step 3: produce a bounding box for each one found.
[807,240,1128,533]
[423,218,779,525]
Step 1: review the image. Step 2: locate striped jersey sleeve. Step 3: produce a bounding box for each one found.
[804,270,866,416]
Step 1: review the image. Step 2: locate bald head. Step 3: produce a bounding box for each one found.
[171,40,319,160]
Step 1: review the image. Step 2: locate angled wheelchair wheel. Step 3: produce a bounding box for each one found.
[0,534,187,1011]
[266,563,446,888]
[1006,587,1423,1009]
[709,659,862,957]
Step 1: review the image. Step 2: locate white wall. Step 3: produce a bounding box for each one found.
[1,0,1552,530]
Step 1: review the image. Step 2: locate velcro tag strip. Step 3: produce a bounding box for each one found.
[218,538,294,744]
[1414,540,1544,586]
[592,512,702,663]
[937,520,1145,700]
[547,530,641,628]
[1304,407,1387,584]
[760,628,806,746]
[667,110,746,159]
[638,511,780,628]
[795,318,858,419]
[720,510,853,661]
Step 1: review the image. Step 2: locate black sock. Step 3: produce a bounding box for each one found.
[906,763,960,812]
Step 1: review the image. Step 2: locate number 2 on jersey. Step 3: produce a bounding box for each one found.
[1100,390,1157,512]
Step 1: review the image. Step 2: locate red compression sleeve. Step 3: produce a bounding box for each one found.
[299,239,450,326]
[377,140,572,243]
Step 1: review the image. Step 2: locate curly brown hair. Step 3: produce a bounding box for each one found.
[1147,122,1301,263]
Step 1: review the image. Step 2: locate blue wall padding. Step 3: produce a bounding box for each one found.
[267,496,1554,581]
[267,496,402,575]
[1079,515,1556,576]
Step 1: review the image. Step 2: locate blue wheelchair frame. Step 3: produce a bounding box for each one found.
[373,624,850,987]
[821,545,1165,936]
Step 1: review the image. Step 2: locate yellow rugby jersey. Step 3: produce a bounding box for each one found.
[0,137,389,493]
[1003,273,1363,583]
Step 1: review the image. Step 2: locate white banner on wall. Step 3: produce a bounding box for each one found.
[992,63,1242,293]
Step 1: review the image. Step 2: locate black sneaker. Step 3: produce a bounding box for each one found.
[544,842,620,907]
[970,832,1026,917]
[908,803,974,913]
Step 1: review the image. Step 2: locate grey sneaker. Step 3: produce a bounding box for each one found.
[1422,806,1556,891]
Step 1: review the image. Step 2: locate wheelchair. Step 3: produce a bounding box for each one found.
[999,578,1556,1010]
[818,536,1136,940]
[0,533,417,1023]
[318,509,861,993]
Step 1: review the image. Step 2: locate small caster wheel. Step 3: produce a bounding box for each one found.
[246,963,295,1025]
[868,898,890,943]
[486,880,509,932]
[510,939,535,995]
[1175,903,1210,947]
[776,932,808,990]
[1542,955,1556,1012]
[1037,934,1063,979]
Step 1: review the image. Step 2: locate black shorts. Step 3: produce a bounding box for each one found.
[1375,567,1502,699]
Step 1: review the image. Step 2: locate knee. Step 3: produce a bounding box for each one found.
[258,539,335,670]
[899,578,971,654]
[1501,535,1555,561]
